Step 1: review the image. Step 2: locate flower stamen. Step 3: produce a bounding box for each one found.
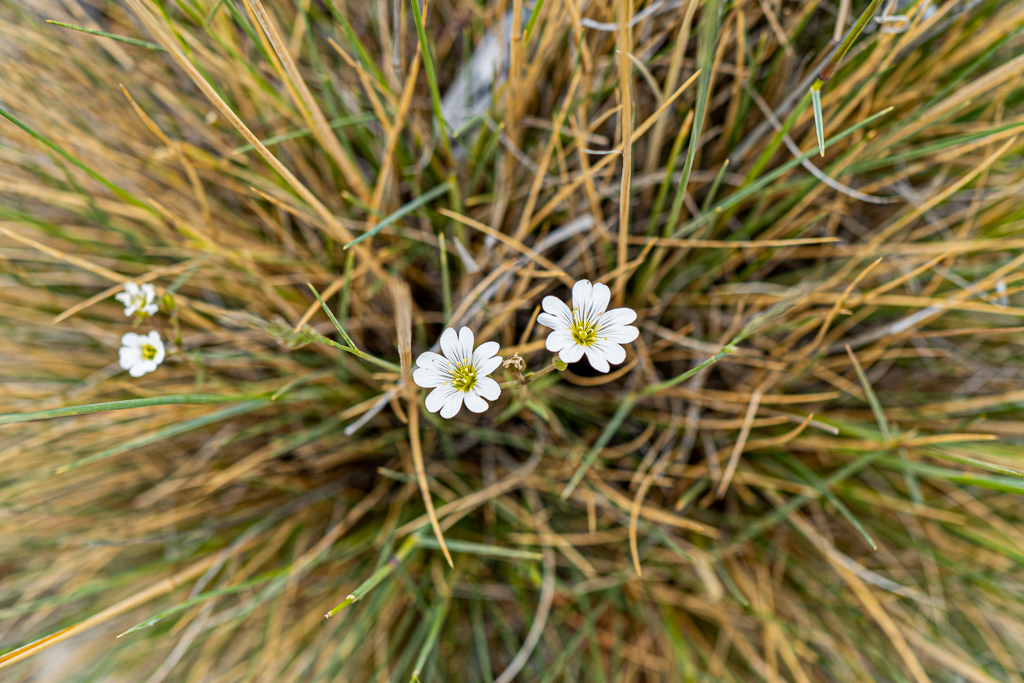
[450,364,477,392]
[141,344,158,361]
[570,316,598,347]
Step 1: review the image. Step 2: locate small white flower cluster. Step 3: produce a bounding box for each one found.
[113,282,165,377]
[413,279,638,419]
[114,282,158,317]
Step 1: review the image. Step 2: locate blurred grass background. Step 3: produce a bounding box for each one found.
[2,0,1024,680]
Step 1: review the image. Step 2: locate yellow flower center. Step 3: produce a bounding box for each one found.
[141,344,157,361]
[570,316,598,347]
[450,364,477,392]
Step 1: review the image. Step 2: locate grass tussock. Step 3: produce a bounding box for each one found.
[2,0,1024,680]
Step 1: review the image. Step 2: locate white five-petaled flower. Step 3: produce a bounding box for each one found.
[115,282,158,317]
[413,327,502,419]
[119,331,165,377]
[538,279,639,373]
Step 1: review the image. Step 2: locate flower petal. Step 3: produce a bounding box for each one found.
[540,296,573,328]
[440,391,465,419]
[457,327,475,364]
[537,312,563,331]
[414,367,449,388]
[141,283,156,300]
[475,376,501,401]
[559,343,585,364]
[439,328,461,363]
[416,351,450,371]
[599,307,637,328]
[601,324,639,344]
[464,392,489,413]
[129,361,156,377]
[476,355,503,377]
[472,340,500,366]
[121,332,143,346]
[593,340,626,365]
[584,347,610,373]
[545,330,573,353]
[572,280,593,316]
[588,282,611,320]
[119,347,141,370]
[425,386,455,413]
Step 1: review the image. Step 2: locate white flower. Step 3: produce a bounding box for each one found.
[119,331,165,377]
[115,282,158,317]
[413,327,502,419]
[537,279,639,373]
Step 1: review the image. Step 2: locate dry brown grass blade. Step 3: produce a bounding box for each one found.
[0,548,237,671]
[512,69,582,242]
[243,0,371,203]
[715,385,765,499]
[438,208,574,286]
[0,226,124,282]
[121,0,385,280]
[119,85,211,226]
[809,256,884,351]
[528,69,701,231]
[613,0,634,306]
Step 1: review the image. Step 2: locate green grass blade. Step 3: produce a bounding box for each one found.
[308,283,356,348]
[0,107,156,213]
[410,598,450,682]
[700,158,730,212]
[307,284,401,372]
[811,83,825,156]
[324,0,388,88]
[663,0,720,237]
[230,113,375,154]
[46,20,166,51]
[777,453,876,550]
[438,233,452,322]
[325,537,418,618]
[845,346,892,444]
[0,394,265,426]
[562,395,639,499]
[118,567,290,637]
[416,537,542,561]
[344,182,451,249]
[523,0,546,44]
[409,0,451,155]
[672,106,892,238]
[54,400,271,474]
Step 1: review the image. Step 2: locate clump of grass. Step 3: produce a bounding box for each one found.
[2,0,1024,680]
